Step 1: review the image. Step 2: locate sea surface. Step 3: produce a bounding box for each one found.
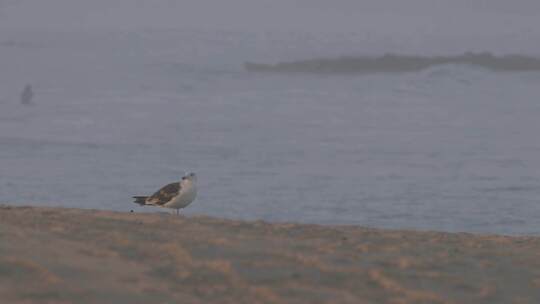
[1,30,540,235]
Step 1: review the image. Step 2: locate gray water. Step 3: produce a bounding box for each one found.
[1,30,540,235]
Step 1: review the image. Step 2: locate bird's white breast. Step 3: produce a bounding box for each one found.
[164,179,197,209]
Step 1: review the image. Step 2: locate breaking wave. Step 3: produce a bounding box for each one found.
[245,52,540,74]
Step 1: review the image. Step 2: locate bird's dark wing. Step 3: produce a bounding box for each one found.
[146,182,181,206]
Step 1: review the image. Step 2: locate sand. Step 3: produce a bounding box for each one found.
[0,205,539,303]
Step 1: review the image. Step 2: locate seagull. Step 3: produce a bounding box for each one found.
[133,173,197,215]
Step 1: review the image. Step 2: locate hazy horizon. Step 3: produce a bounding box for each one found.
[2,1,540,55]
[2,1,540,30]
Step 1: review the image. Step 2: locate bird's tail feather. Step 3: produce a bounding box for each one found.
[132,196,148,205]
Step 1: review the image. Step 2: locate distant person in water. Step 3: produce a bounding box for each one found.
[20,84,34,105]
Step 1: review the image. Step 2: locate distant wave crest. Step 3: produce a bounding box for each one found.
[245,52,540,74]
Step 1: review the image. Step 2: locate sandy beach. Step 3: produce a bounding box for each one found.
[0,205,539,303]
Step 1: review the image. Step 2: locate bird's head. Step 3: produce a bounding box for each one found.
[182,172,197,183]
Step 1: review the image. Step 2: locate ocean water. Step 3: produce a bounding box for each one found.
[1,30,540,235]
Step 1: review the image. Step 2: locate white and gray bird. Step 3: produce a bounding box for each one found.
[133,173,197,215]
